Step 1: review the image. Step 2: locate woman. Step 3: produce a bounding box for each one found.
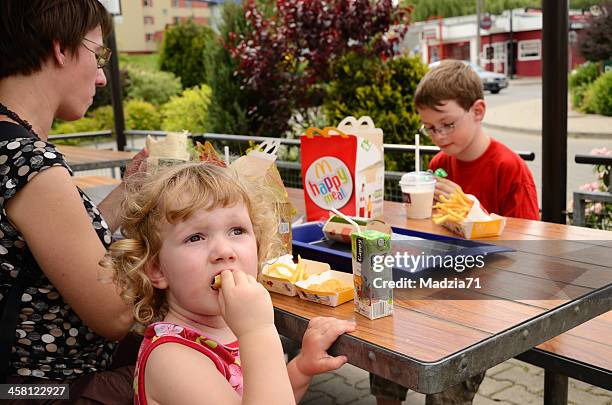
[0,1,146,402]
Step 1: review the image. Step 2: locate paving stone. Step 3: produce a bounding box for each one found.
[314,376,363,404]
[492,384,542,405]
[569,386,612,405]
[311,372,341,387]
[349,394,377,405]
[402,391,426,405]
[477,375,513,397]
[569,377,595,391]
[506,359,543,376]
[338,363,371,386]
[493,366,544,394]
[300,390,330,405]
[473,393,514,405]
[588,385,612,398]
[300,395,338,405]
[355,378,371,390]
[486,360,515,376]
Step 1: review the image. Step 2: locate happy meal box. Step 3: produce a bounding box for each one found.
[300,116,384,222]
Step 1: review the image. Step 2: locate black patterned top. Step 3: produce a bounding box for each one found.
[0,122,116,380]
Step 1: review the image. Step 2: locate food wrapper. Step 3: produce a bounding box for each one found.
[295,270,354,307]
[439,195,506,239]
[145,131,191,170]
[323,214,391,244]
[260,255,329,296]
[230,139,296,257]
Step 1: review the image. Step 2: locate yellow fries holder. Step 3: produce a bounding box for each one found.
[295,271,354,307]
[260,258,330,296]
[436,195,506,239]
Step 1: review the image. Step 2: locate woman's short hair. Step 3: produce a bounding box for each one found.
[101,162,279,331]
[0,0,112,80]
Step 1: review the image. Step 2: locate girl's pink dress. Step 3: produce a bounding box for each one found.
[134,322,243,404]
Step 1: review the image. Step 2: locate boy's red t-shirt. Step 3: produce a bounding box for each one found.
[428,138,540,220]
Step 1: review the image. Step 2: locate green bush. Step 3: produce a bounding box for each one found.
[569,62,601,109]
[125,66,182,105]
[204,2,251,135]
[159,20,214,88]
[51,117,102,135]
[585,70,612,116]
[323,53,428,172]
[161,85,212,133]
[89,105,115,131]
[124,99,162,130]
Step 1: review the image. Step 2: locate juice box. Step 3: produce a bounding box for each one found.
[350,230,393,319]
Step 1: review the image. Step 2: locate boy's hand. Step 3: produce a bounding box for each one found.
[217,270,276,338]
[434,177,463,203]
[295,317,356,376]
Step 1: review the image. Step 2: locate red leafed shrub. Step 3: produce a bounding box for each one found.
[228,0,412,137]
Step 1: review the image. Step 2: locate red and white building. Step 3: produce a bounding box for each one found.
[403,8,594,77]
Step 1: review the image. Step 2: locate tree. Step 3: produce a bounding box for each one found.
[159,20,215,89]
[228,0,412,137]
[580,4,612,62]
[204,2,252,136]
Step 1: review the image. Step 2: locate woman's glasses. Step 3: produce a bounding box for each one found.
[82,38,112,69]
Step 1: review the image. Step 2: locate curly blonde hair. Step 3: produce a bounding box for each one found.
[101,162,279,332]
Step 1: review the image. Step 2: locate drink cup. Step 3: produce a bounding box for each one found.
[399,172,436,219]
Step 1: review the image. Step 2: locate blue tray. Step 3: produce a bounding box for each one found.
[292,222,514,276]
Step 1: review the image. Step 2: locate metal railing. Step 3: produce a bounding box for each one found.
[123,130,536,202]
[572,154,612,227]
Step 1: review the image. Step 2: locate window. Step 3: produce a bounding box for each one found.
[143,0,153,6]
[518,39,541,61]
[144,16,155,25]
[145,33,154,42]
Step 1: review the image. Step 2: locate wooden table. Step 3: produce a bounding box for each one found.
[274,188,612,395]
[57,145,136,172]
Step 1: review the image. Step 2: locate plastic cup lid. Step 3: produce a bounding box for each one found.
[399,171,436,186]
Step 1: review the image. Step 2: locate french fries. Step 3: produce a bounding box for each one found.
[265,256,310,283]
[432,188,474,225]
[211,275,222,290]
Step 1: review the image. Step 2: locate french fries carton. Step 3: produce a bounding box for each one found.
[433,191,506,239]
[295,270,354,307]
[260,255,330,296]
[351,230,393,320]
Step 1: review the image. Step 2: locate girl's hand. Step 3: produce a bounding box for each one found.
[295,317,356,376]
[123,148,148,180]
[434,177,462,203]
[217,270,276,338]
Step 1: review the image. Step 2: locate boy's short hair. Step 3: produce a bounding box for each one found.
[0,0,112,80]
[414,60,484,111]
[102,162,279,331]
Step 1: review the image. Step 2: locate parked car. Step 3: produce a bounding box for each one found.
[428,60,509,94]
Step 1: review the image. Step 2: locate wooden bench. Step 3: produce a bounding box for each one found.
[72,175,121,190]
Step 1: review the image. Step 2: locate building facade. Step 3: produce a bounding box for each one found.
[114,0,221,53]
[405,8,594,77]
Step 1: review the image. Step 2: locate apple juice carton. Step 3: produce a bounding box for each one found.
[350,230,393,319]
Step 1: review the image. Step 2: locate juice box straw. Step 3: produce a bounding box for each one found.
[330,208,362,234]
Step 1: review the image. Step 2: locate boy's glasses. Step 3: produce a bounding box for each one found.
[419,110,469,137]
[81,38,112,69]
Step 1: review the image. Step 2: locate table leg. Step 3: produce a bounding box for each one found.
[544,371,568,405]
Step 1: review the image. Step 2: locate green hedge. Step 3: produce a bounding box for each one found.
[125,66,182,105]
[569,62,601,110]
[584,70,612,116]
[161,85,212,133]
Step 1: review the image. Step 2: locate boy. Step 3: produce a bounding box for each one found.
[418,59,539,220]
[369,60,539,405]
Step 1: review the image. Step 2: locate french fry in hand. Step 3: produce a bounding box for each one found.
[432,188,474,224]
